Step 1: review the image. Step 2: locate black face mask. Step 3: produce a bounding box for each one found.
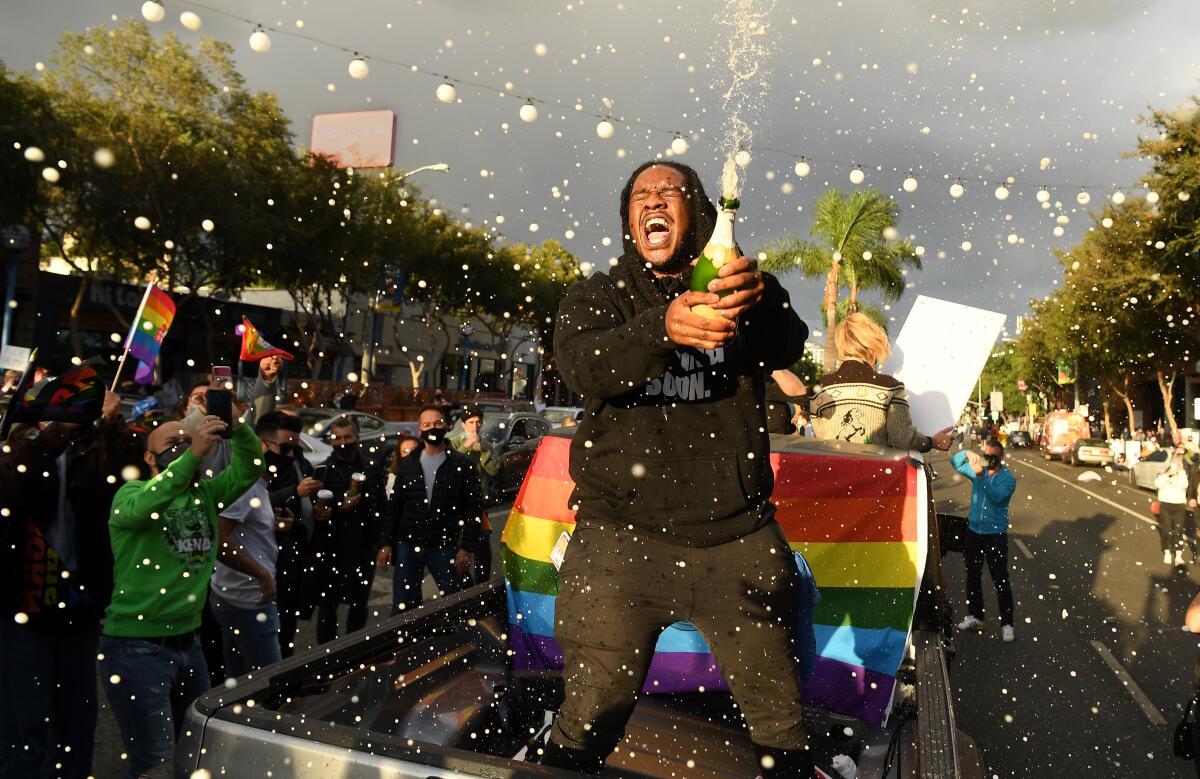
[334,442,359,459]
[154,441,189,471]
[985,453,1002,469]
[265,450,295,476]
[422,426,448,447]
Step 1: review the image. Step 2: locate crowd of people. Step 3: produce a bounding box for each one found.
[0,355,500,778]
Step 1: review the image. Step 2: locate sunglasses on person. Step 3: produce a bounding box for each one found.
[267,441,302,458]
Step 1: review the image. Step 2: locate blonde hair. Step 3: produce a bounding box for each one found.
[834,312,891,366]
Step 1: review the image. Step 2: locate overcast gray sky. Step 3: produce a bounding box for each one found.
[3,0,1198,335]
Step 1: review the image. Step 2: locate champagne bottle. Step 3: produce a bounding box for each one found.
[690,195,739,320]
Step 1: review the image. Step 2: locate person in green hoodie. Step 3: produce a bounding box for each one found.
[99,414,263,779]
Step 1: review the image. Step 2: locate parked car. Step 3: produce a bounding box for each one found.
[540,405,584,427]
[1130,448,1171,490]
[1007,430,1033,448]
[1040,410,1090,460]
[449,411,552,500]
[1064,438,1113,467]
[299,432,332,467]
[281,407,410,445]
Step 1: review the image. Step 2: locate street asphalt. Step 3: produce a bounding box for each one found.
[91,449,1200,778]
[932,446,1200,778]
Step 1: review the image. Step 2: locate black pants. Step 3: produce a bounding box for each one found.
[1159,502,1188,555]
[964,529,1015,626]
[549,520,809,764]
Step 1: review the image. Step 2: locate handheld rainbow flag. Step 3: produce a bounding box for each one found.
[501,435,927,727]
[239,316,293,362]
[120,283,175,386]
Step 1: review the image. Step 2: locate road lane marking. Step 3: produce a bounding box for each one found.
[1013,538,1034,559]
[1089,640,1168,726]
[1008,457,1159,528]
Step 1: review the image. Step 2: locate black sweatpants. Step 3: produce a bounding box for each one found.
[964,529,1015,626]
[1159,502,1188,555]
[549,520,809,761]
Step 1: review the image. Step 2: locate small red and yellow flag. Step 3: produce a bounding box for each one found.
[239,316,293,362]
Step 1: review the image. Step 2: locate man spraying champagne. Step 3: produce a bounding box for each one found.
[546,161,814,776]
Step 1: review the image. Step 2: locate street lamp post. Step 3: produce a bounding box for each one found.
[458,323,475,392]
[359,163,448,384]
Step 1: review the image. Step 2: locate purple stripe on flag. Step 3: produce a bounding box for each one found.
[803,657,896,724]
[507,625,726,695]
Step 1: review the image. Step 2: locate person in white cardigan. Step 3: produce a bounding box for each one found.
[1156,446,1191,567]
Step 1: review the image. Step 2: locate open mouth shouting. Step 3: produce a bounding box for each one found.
[628,165,692,268]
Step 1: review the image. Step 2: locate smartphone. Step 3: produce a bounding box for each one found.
[312,464,328,483]
[205,388,234,438]
[212,365,233,390]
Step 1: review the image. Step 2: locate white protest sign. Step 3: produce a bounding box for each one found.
[881,296,1006,435]
[0,345,31,372]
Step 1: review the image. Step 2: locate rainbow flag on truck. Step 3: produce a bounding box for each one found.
[501,434,927,726]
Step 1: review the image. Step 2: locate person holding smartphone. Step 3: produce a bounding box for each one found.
[99,414,263,777]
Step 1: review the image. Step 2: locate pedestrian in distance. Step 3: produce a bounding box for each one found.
[1156,445,1191,567]
[99,415,262,779]
[260,410,322,658]
[376,405,481,614]
[385,434,421,498]
[311,416,386,644]
[449,405,500,581]
[951,438,1018,642]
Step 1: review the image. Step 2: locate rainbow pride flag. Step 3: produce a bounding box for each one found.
[123,283,175,384]
[501,435,926,726]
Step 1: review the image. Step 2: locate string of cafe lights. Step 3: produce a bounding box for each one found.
[136,0,1188,212]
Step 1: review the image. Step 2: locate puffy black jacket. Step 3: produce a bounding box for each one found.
[553,254,808,546]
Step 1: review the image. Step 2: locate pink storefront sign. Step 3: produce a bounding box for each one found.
[310,110,396,168]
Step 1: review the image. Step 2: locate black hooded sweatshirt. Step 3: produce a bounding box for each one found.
[554,251,808,547]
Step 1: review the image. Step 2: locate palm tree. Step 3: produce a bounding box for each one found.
[759,188,920,373]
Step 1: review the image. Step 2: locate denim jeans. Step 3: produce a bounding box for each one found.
[99,634,210,779]
[0,621,99,779]
[390,541,472,615]
[208,592,282,678]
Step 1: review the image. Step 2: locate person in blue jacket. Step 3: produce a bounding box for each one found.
[951,437,1018,642]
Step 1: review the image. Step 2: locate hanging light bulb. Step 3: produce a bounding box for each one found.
[1110,190,1125,205]
[249,26,272,53]
[1179,191,1191,201]
[670,134,689,155]
[141,0,165,23]
[1036,187,1050,203]
[596,118,615,139]
[902,175,918,193]
[1076,190,1090,205]
[348,54,369,79]
[994,185,1010,201]
[949,180,965,199]
[848,166,865,185]
[519,100,538,123]
[1101,217,1114,228]
[435,81,457,103]
[179,11,202,30]
[1146,191,1160,204]
[794,158,811,177]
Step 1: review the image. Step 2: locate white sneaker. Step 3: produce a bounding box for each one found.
[957,615,984,631]
[1176,550,1186,566]
[1165,550,1174,564]
[1001,625,1015,642]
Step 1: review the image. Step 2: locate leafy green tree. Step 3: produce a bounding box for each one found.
[759,188,919,372]
[36,21,297,360]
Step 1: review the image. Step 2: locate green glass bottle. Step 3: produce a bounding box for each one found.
[690,196,739,319]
